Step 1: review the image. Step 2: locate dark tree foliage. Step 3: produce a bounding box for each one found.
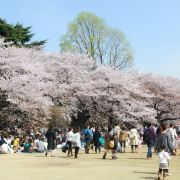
[0,89,43,132]
[0,18,46,47]
[71,103,91,129]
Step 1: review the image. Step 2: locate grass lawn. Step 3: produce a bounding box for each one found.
[0,145,180,180]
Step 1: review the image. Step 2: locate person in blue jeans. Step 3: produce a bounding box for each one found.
[145,123,156,159]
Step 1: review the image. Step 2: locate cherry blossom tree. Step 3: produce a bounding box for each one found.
[0,38,180,131]
[139,74,180,123]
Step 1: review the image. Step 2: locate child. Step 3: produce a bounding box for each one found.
[13,134,20,153]
[22,139,31,153]
[157,144,171,180]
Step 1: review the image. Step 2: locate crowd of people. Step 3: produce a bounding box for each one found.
[0,122,180,179]
[0,133,47,154]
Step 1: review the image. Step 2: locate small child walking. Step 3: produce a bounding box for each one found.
[157,144,171,180]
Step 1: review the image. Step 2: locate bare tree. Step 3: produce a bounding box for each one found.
[60,12,133,68]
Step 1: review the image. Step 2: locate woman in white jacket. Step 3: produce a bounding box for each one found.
[73,128,81,158]
[129,128,139,153]
[66,127,74,157]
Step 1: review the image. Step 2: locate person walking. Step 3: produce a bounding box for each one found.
[73,128,81,158]
[93,127,101,154]
[66,127,74,157]
[156,123,174,154]
[45,125,56,157]
[84,126,93,154]
[129,127,139,153]
[103,126,117,160]
[156,123,174,176]
[114,123,121,153]
[168,123,178,154]
[145,123,156,159]
[119,127,128,153]
[157,144,171,180]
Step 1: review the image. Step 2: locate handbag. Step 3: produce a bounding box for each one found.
[109,140,114,149]
[99,137,105,146]
[62,145,67,153]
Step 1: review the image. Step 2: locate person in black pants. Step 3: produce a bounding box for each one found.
[93,127,101,153]
[45,125,56,157]
[73,128,81,158]
[66,127,74,157]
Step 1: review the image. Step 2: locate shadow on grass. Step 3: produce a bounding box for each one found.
[34,155,68,158]
[133,171,156,175]
[140,177,157,179]
[95,157,114,160]
[34,156,46,158]
[128,157,146,160]
[134,171,157,180]
[57,155,71,158]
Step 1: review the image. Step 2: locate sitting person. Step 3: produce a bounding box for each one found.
[19,136,26,151]
[0,134,13,154]
[13,134,20,153]
[36,137,46,153]
[21,139,33,153]
[6,135,13,146]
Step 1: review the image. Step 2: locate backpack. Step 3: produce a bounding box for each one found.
[144,129,150,144]
[98,137,105,146]
[84,129,92,141]
[109,140,114,149]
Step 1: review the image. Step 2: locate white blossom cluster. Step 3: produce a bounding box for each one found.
[0,39,180,129]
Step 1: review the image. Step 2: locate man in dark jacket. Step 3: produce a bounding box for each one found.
[145,124,156,159]
[45,125,56,157]
[93,127,101,154]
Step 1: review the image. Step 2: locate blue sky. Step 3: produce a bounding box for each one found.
[0,0,180,78]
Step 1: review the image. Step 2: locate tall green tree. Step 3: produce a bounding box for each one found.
[60,12,133,69]
[0,18,46,47]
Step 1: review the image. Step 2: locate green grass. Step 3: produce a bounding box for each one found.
[0,145,180,180]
